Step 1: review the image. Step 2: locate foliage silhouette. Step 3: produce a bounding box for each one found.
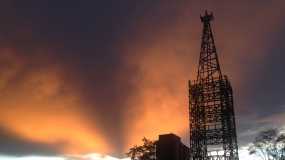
[126,137,156,160]
[248,128,285,160]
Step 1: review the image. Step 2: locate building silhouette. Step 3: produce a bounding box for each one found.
[156,134,189,160]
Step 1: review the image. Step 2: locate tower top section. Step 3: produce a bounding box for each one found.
[200,10,214,23]
[196,11,221,82]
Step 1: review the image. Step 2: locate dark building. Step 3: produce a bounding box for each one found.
[156,133,189,160]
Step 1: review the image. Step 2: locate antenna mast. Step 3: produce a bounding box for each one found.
[189,11,239,160]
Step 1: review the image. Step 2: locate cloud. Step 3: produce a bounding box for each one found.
[0,126,60,156]
[0,51,109,155]
[63,153,128,160]
[0,153,130,160]
[0,0,284,157]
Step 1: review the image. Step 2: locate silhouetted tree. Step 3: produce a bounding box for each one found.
[248,128,285,160]
[126,137,156,160]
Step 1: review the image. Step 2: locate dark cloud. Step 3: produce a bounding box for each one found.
[0,126,63,156]
[0,0,151,156]
[0,0,284,158]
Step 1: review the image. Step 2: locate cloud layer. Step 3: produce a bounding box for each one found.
[0,0,284,158]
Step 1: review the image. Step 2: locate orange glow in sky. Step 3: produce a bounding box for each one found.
[0,0,285,157]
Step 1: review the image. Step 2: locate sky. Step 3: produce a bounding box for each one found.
[0,0,285,159]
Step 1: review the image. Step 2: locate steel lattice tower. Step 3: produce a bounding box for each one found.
[189,11,239,160]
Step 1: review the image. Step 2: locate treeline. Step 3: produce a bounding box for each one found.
[126,128,285,160]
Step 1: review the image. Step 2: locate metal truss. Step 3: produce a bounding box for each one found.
[189,11,239,160]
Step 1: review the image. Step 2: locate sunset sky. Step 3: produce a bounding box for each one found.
[0,0,285,160]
